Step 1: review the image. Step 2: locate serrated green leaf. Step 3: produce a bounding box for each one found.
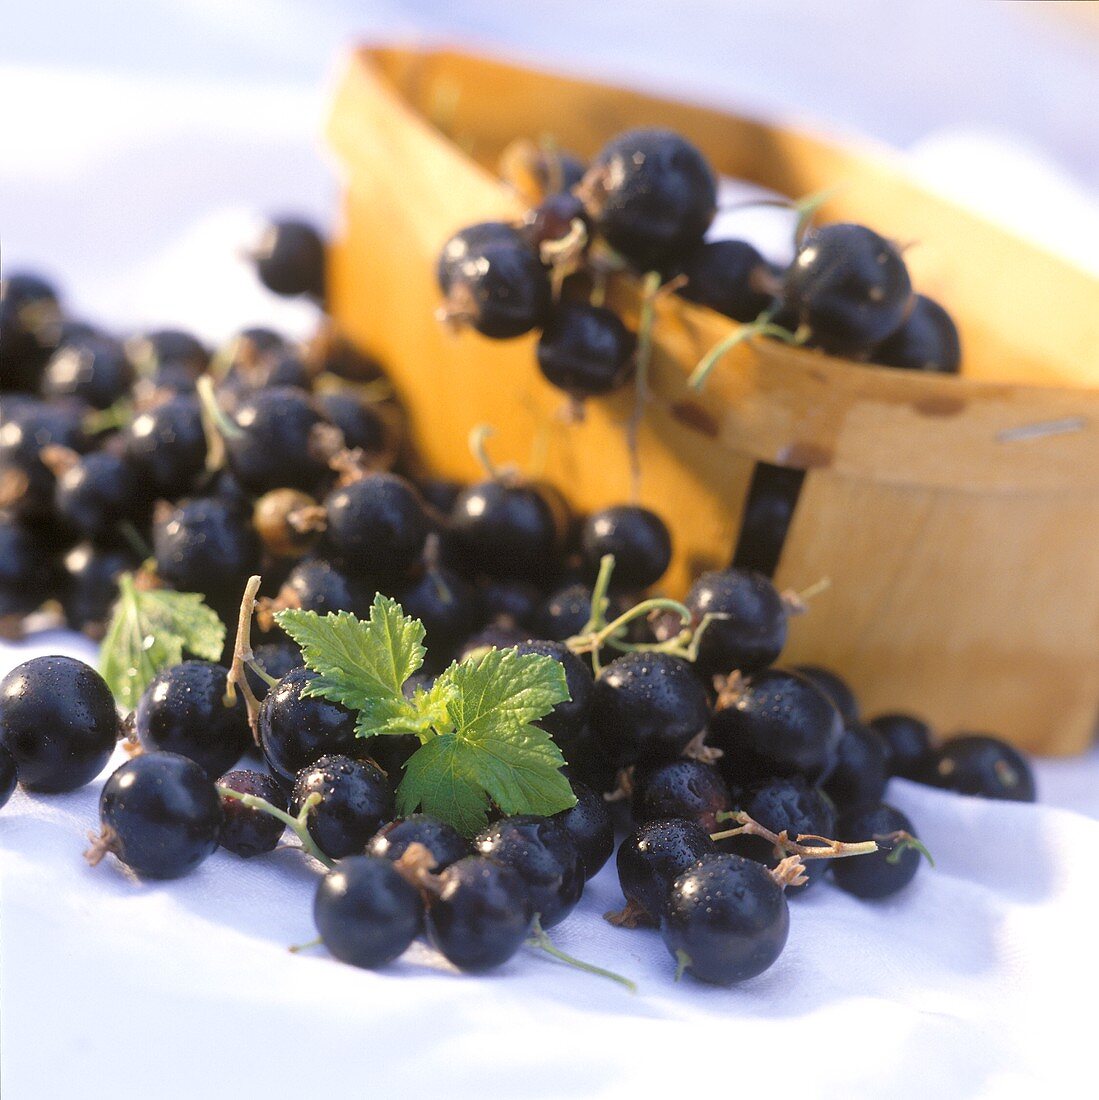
[396,649,576,834]
[99,575,226,710]
[396,735,493,836]
[275,595,425,733]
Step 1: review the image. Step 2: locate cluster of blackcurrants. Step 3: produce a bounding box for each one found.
[436,127,961,405]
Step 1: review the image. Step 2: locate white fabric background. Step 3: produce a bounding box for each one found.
[4,2,1099,1097]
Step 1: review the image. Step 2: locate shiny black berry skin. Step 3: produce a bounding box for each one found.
[1,272,62,389]
[135,661,251,778]
[823,723,889,811]
[473,815,584,928]
[634,759,731,835]
[479,578,540,629]
[126,329,209,391]
[687,569,787,678]
[42,335,134,409]
[437,222,551,338]
[832,803,921,899]
[316,392,390,459]
[0,399,89,519]
[449,480,566,582]
[153,496,259,602]
[259,667,360,785]
[0,655,118,793]
[0,743,18,808]
[217,770,286,857]
[671,239,773,322]
[590,653,711,768]
[224,386,332,495]
[792,666,859,728]
[662,853,789,984]
[872,294,960,374]
[425,857,534,972]
[325,474,429,578]
[513,640,593,747]
[251,217,326,299]
[291,754,394,859]
[367,814,469,871]
[314,855,423,969]
[616,817,717,922]
[928,734,1036,802]
[783,223,913,357]
[124,396,207,499]
[521,191,591,250]
[552,780,613,880]
[581,129,717,270]
[710,668,844,788]
[396,565,482,655]
[868,713,934,781]
[536,302,635,399]
[531,583,594,642]
[98,752,222,879]
[244,640,302,702]
[276,558,373,618]
[727,777,836,894]
[732,462,804,578]
[581,505,671,592]
[54,451,147,540]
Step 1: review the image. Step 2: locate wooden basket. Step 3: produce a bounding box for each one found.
[326,45,1099,757]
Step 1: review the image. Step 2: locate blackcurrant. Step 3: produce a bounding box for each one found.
[616,817,716,922]
[367,814,469,871]
[832,802,922,899]
[580,129,717,270]
[437,222,551,338]
[154,496,259,602]
[398,565,482,657]
[536,302,635,399]
[671,239,773,322]
[552,780,613,880]
[313,855,422,969]
[822,723,889,810]
[126,328,209,391]
[686,568,787,678]
[589,652,710,767]
[124,396,208,499]
[633,759,731,835]
[0,742,18,808]
[521,190,591,250]
[94,752,222,879]
[531,582,595,642]
[316,392,391,461]
[135,660,251,777]
[324,473,429,579]
[217,769,286,857]
[42,334,134,409]
[479,578,540,629]
[53,450,148,541]
[709,668,844,787]
[927,734,1036,802]
[868,713,934,781]
[250,217,326,299]
[473,815,584,928]
[580,505,671,591]
[0,655,119,792]
[425,857,534,972]
[275,558,374,618]
[1,272,62,390]
[662,853,789,984]
[513,639,593,747]
[793,665,860,728]
[0,398,89,519]
[872,294,960,373]
[244,639,302,702]
[290,754,393,859]
[783,223,913,357]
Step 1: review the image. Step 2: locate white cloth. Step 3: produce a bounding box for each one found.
[4,2,1099,1097]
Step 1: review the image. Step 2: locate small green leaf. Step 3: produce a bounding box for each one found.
[275,595,425,733]
[396,735,494,837]
[99,574,226,710]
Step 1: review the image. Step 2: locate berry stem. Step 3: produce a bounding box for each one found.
[879,830,935,867]
[710,811,879,860]
[117,520,153,562]
[288,937,323,954]
[216,786,334,868]
[673,948,692,982]
[468,424,502,481]
[688,318,803,392]
[526,916,637,992]
[225,575,266,740]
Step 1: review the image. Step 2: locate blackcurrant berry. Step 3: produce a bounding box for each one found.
[1,272,62,390]
[244,639,302,702]
[868,713,934,781]
[581,505,671,591]
[0,655,119,793]
[437,222,551,338]
[580,129,717,270]
[928,734,1036,802]
[316,392,392,461]
[324,473,429,578]
[398,565,482,657]
[259,667,360,785]
[0,514,63,602]
[124,396,208,499]
[872,294,960,373]
[95,752,222,879]
[633,759,731,835]
[135,660,251,777]
[0,742,18,808]
[710,668,844,787]
[686,568,787,678]
[473,815,584,928]
[0,399,89,519]
[513,639,593,747]
[479,578,540,629]
[53,450,148,541]
[531,582,595,642]
[314,855,422,969]
[662,853,789,984]
[822,723,889,810]
[616,817,716,922]
[552,780,613,880]
[290,754,393,859]
[425,857,534,972]
[42,334,134,409]
[126,328,209,391]
[275,558,374,618]
[367,814,469,871]
[536,302,635,399]
[521,190,591,250]
[250,217,326,299]
[671,239,773,322]
[217,769,286,857]
[589,652,710,767]
[832,802,922,899]
[783,223,913,357]
[793,665,860,728]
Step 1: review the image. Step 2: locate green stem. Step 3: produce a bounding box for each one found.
[468,424,501,481]
[217,787,334,868]
[117,520,153,562]
[195,375,244,439]
[688,319,803,392]
[288,936,324,954]
[674,948,692,982]
[246,658,280,689]
[526,916,636,993]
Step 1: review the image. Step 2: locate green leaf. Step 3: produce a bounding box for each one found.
[396,648,576,834]
[99,574,226,710]
[275,595,426,735]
